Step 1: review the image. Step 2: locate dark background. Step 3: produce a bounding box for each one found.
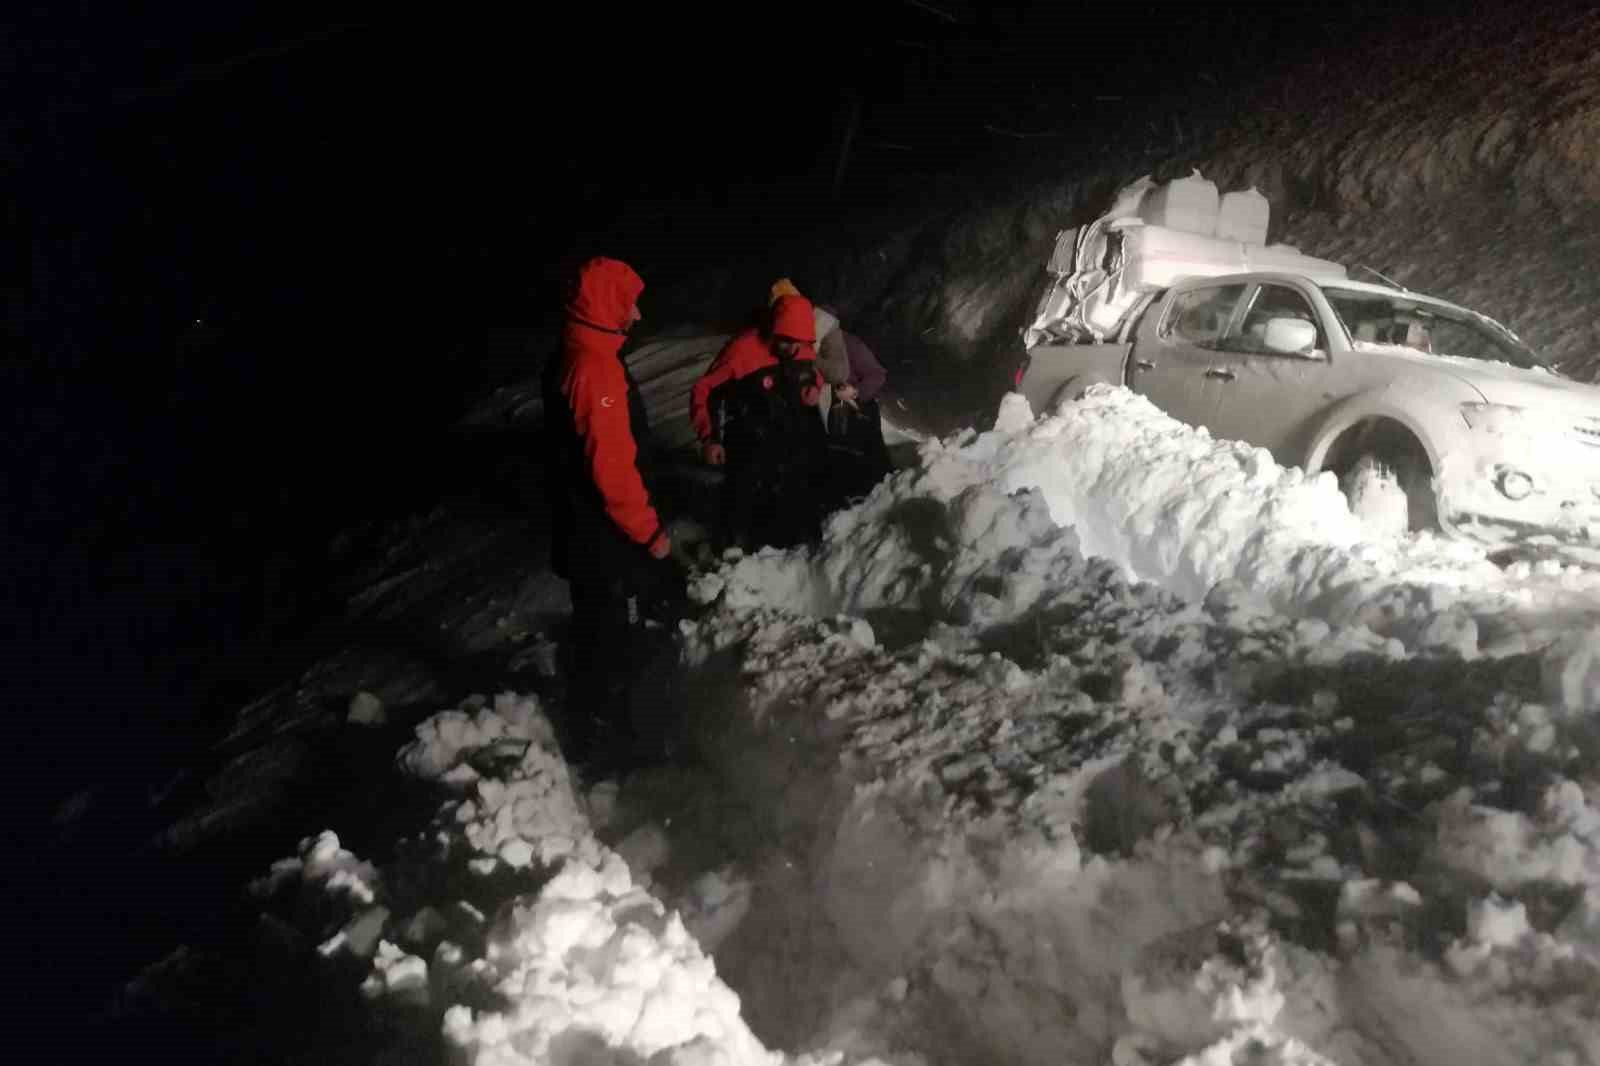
[4,0,1470,814]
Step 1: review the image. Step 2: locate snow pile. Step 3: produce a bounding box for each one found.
[249,692,871,1066]
[682,389,1600,1065]
[252,828,392,962]
[711,387,1600,663]
[441,856,791,1066]
[397,692,600,875]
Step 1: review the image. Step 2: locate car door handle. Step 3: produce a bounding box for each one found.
[1205,368,1236,381]
[1133,359,1155,371]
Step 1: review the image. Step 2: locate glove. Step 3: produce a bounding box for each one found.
[703,442,726,466]
[639,553,689,625]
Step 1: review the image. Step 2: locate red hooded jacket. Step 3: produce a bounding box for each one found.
[550,257,663,552]
[689,294,820,444]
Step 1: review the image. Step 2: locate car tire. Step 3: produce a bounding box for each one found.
[1340,452,1436,535]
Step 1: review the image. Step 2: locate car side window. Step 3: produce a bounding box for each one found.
[1229,284,1323,355]
[1160,284,1246,348]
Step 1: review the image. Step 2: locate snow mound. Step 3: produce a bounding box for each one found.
[702,386,1600,673]
[246,693,881,1066]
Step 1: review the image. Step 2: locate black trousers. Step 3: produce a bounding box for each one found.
[562,554,685,762]
[720,444,828,552]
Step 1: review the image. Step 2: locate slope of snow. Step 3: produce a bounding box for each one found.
[243,692,889,1066]
[683,388,1600,1066]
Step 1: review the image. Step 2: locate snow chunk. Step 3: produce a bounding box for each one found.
[361,940,429,1005]
[345,690,385,726]
[993,391,1035,435]
[396,692,558,783]
[1543,624,1600,714]
[251,829,380,903]
[1433,781,1600,891]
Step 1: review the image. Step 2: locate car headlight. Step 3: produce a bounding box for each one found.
[1459,402,1529,434]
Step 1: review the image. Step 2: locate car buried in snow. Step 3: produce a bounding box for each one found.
[1015,174,1600,549]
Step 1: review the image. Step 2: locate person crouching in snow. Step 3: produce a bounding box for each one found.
[543,256,683,768]
[689,292,828,551]
[767,279,892,511]
[818,325,892,508]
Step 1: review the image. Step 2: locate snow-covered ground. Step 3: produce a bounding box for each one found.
[121,388,1600,1065]
[685,388,1600,1064]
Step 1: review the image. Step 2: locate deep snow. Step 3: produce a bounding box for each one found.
[679,387,1600,1065]
[123,386,1600,1065]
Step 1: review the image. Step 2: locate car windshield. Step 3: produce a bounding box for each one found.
[1323,287,1554,372]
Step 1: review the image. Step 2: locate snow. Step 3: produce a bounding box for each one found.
[720,387,1600,662]
[1546,625,1600,713]
[676,387,1600,1065]
[438,857,782,1066]
[137,386,1600,1066]
[1434,781,1600,892]
[347,690,387,726]
[242,691,880,1066]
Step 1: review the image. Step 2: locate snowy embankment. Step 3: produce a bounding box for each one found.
[248,692,862,1065]
[709,387,1600,661]
[683,388,1600,1065]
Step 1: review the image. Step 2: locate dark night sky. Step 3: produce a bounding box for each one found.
[6,0,1453,333]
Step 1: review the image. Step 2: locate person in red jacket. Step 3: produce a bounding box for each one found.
[544,256,679,767]
[689,294,828,549]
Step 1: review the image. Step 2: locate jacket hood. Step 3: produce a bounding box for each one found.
[770,294,816,343]
[566,257,644,332]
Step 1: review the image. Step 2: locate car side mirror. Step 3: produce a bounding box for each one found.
[1262,317,1317,355]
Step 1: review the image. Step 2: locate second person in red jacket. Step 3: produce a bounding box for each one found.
[688,294,828,550]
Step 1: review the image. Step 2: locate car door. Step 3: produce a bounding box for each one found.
[1129,281,1247,430]
[1199,281,1332,462]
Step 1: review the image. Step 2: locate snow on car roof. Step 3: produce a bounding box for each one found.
[1315,276,1463,305]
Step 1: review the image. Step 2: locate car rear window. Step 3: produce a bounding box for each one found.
[1161,284,1246,347]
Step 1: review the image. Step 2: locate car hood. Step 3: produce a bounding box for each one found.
[1354,343,1600,420]
[1440,355,1600,420]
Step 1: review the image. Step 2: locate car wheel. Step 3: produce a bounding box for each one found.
[1340,452,1436,535]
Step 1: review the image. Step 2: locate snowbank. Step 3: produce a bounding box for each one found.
[710,387,1600,662]
[683,389,1600,1066]
[250,692,869,1066]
